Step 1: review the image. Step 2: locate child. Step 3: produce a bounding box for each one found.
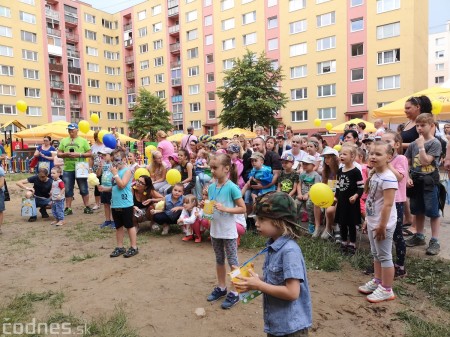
[320,147,340,240]
[158,154,180,195]
[50,167,65,226]
[405,113,442,255]
[335,144,364,255]
[306,140,321,172]
[178,149,196,195]
[297,155,321,236]
[177,194,204,242]
[382,131,408,277]
[227,143,244,188]
[233,192,312,336]
[97,148,114,229]
[359,141,398,303]
[206,153,246,309]
[149,150,168,192]
[277,153,299,197]
[194,149,212,200]
[152,183,185,235]
[109,149,138,258]
[127,152,139,180]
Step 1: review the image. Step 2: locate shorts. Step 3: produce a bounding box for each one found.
[409,185,440,218]
[63,171,89,198]
[111,206,134,229]
[100,191,112,205]
[94,175,102,197]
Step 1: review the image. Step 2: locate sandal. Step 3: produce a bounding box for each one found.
[123,247,139,258]
[50,221,58,225]
[110,247,126,258]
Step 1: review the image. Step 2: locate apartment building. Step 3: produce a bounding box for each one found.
[0,0,428,137]
[428,21,450,87]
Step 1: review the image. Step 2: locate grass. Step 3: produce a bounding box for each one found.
[65,222,111,242]
[5,172,32,181]
[70,253,98,263]
[396,311,450,337]
[85,306,140,337]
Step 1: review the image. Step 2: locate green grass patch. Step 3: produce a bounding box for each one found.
[5,173,32,181]
[239,231,266,249]
[65,223,111,242]
[85,306,139,337]
[396,311,450,337]
[70,253,98,263]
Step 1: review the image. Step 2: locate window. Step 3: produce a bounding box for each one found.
[243,33,256,46]
[87,63,99,72]
[22,49,37,61]
[316,0,331,3]
[223,59,234,70]
[435,76,445,84]
[68,73,80,85]
[436,63,444,71]
[191,120,202,130]
[221,0,234,11]
[141,76,150,86]
[104,51,119,60]
[23,68,39,80]
[291,110,308,122]
[27,107,41,116]
[153,40,163,50]
[222,18,235,31]
[0,104,16,115]
[88,79,99,88]
[289,0,306,12]
[153,22,162,32]
[317,60,336,74]
[317,36,336,51]
[188,66,199,77]
[186,10,197,22]
[105,66,115,75]
[152,5,162,16]
[24,87,40,98]
[222,38,235,50]
[0,45,13,57]
[156,90,165,98]
[351,93,364,105]
[436,50,445,58]
[85,30,96,40]
[351,43,364,56]
[317,12,335,27]
[154,57,164,67]
[0,84,15,96]
[207,92,215,101]
[351,68,364,81]
[89,95,100,104]
[291,88,307,100]
[268,0,277,6]
[187,47,198,59]
[190,102,201,112]
[242,11,256,25]
[140,60,149,70]
[318,107,336,120]
[189,84,200,95]
[138,10,146,20]
[86,46,98,56]
[377,22,400,39]
[377,0,400,13]
[0,65,13,76]
[155,74,164,83]
[377,49,400,64]
[351,0,363,6]
[205,34,213,45]
[435,37,446,46]
[106,97,122,106]
[318,84,336,97]
[205,0,212,6]
[206,54,214,63]
[377,75,400,90]
[106,82,121,90]
[208,110,216,119]
[268,38,278,51]
[0,6,11,17]
[21,30,37,43]
[207,73,215,82]
[271,60,279,70]
[0,26,12,38]
[290,65,307,78]
[242,0,254,3]
[187,29,198,40]
[351,18,363,32]
[290,43,307,56]
[205,15,213,26]
[84,13,96,23]
[139,44,148,54]
[268,16,278,29]
[20,11,36,24]
[138,27,148,37]
[102,35,115,45]
[107,112,124,120]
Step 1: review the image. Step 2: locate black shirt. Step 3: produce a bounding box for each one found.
[27,175,53,198]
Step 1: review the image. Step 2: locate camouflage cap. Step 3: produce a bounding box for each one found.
[255,191,299,227]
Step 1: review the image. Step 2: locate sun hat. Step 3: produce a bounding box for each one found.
[281,153,295,162]
[320,147,339,157]
[301,155,317,164]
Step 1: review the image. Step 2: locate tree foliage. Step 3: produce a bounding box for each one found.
[127,88,172,140]
[216,50,288,131]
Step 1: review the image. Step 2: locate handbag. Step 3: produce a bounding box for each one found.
[29,156,39,169]
[4,180,10,201]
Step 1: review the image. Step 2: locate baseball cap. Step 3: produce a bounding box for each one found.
[98,148,112,155]
[301,155,317,164]
[255,191,299,228]
[250,152,265,161]
[320,147,339,157]
[281,153,294,162]
[362,136,375,143]
[168,153,179,164]
[67,123,78,130]
[227,143,240,154]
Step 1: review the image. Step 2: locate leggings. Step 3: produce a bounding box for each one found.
[211,237,238,267]
[339,222,356,243]
[192,221,245,239]
[393,202,406,267]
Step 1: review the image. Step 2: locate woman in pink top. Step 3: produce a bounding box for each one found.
[156,130,175,168]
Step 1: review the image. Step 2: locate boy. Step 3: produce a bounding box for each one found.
[233,192,312,336]
[404,113,442,255]
[297,155,321,236]
[97,148,115,229]
[277,153,299,197]
[50,167,65,226]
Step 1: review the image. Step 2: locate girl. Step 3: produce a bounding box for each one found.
[133,175,163,232]
[195,149,210,186]
[227,143,244,188]
[127,152,139,180]
[177,194,208,242]
[152,183,184,235]
[300,137,308,152]
[335,144,364,255]
[178,148,196,195]
[206,153,246,309]
[381,131,408,278]
[306,140,321,173]
[265,136,276,153]
[148,150,168,192]
[320,147,340,240]
[97,148,114,229]
[359,141,397,303]
[34,136,56,175]
[50,167,65,226]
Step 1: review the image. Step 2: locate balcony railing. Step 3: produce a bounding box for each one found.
[168,24,180,34]
[47,27,61,37]
[125,55,134,64]
[70,101,82,109]
[170,60,181,68]
[51,98,65,107]
[171,78,181,86]
[50,80,64,90]
[168,6,179,17]
[65,32,79,42]
[64,15,78,25]
[68,66,81,74]
[66,50,79,58]
[171,95,182,103]
[49,63,63,72]
[170,42,180,53]
[168,0,179,8]
[127,87,136,94]
[128,102,136,110]
[126,71,135,80]
[69,84,82,92]
[45,8,60,21]
[123,23,132,31]
[124,39,133,48]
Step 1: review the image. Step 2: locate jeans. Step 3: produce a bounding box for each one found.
[63,171,89,198]
[52,199,65,221]
[35,197,50,214]
[194,174,212,200]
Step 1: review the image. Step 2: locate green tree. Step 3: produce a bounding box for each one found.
[216,50,288,131]
[127,88,172,140]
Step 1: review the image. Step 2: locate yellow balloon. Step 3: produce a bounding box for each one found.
[145,145,157,158]
[98,130,108,142]
[166,169,182,186]
[325,123,333,131]
[78,120,90,134]
[134,167,150,180]
[90,113,100,124]
[16,100,27,112]
[313,119,321,127]
[309,183,334,208]
[333,144,342,152]
[432,100,443,115]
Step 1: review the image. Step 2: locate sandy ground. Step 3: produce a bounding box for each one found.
[0,183,448,337]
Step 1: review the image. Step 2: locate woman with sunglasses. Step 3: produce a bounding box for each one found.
[33,136,56,175]
[132,175,164,231]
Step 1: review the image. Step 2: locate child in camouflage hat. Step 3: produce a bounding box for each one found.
[233,191,312,336]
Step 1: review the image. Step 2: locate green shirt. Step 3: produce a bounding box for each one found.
[58,136,90,172]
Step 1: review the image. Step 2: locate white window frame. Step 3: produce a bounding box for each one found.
[153,40,163,50]
[222,18,235,31]
[138,27,148,37]
[153,22,162,32]
[223,59,234,70]
[187,29,198,41]
[317,84,336,97]
[139,43,149,54]
[268,38,278,51]
[190,102,201,112]
[21,30,37,43]
[27,106,42,116]
[23,68,39,80]
[0,26,12,38]
[317,60,336,75]
[187,47,198,59]
[0,65,14,76]
[88,79,99,88]
[140,60,149,70]
[155,73,164,83]
[377,0,400,13]
[289,0,306,12]
[268,16,278,29]
[0,45,13,57]
[186,10,197,22]
[436,63,444,71]
[290,43,307,57]
[188,66,199,77]
[351,68,364,81]
[89,95,101,104]
[351,43,364,56]
[152,5,162,16]
[377,48,400,65]
[0,84,16,96]
[205,34,213,46]
[221,0,234,11]
[291,110,308,122]
[191,120,202,130]
[317,36,336,51]
[376,22,400,39]
[291,88,307,100]
[86,46,98,56]
[207,73,215,82]
[87,62,99,72]
[317,12,335,27]
[351,18,364,32]
[243,33,257,46]
[290,65,307,79]
[222,38,235,50]
[24,87,40,98]
[318,107,336,120]
[0,6,11,17]
[351,93,364,106]
[20,11,36,24]
[138,10,146,21]
[141,76,150,86]
[377,75,400,90]
[290,20,307,34]
[188,84,200,95]
[242,11,256,25]
[205,15,213,26]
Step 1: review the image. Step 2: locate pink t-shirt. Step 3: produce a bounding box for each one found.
[158,140,175,168]
[390,154,408,202]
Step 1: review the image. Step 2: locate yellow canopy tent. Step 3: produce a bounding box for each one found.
[212,128,256,139]
[167,133,186,142]
[330,118,377,133]
[372,87,450,120]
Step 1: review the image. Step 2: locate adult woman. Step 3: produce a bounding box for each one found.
[132,175,163,230]
[265,136,276,153]
[281,135,307,169]
[401,95,433,150]
[90,131,106,210]
[285,126,294,147]
[33,136,55,174]
[342,130,360,146]
[310,133,327,153]
[156,130,175,168]
[240,135,253,183]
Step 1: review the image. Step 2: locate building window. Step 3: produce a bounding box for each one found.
[190,102,201,112]
[86,46,98,56]
[318,84,336,97]
[351,68,364,81]
[377,0,400,13]
[205,35,213,45]
[27,107,41,116]
[24,87,39,98]
[84,13,96,24]
[156,90,165,98]
[435,76,445,84]
[89,95,100,104]
[141,76,150,86]
[21,30,37,43]
[290,65,307,79]
[22,49,38,61]
[153,40,163,50]
[152,5,162,16]
[85,29,96,40]
[187,47,199,59]
[289,19,307,34]
[0,6,11,17]
[291,88,307,100]
[153,22,162,32]
[317,36,336,51]
[377,75,400,90]
[68,74,81,85]
[351,93,364,105]
[243,33,257,46]
[140,60,149,70]
[154,57,164,67]
[221,0,234,11]
[0,45,13,57]
[23,68,39,80]
[351,18,364,32]
[435,37,446,46]
[138,27,148,37]
[318,107,336,120]
[242,11,256,25]
[222,18,235,31]
[0,26,12,38]
[376,22,400,39]
[207,92,215,101]
[317,60,336,75]
[0,104,16,115]
[377,49,400,64]
[20,11,36,24]
[222,38,235,50]
[290,43,307,56]
[206,54,214,63]
[189,85,199,95]
[139,44,148,54]
[268,0,278,6]
[268,38,278,51]
[0,84,16,96]
[289,0,306,12]
[186,10,197,22]
[205,15,213,26]
[317,12,335,27]
[188,66,199,77]
[351,0,363,6]
[187,29,198,41]
[351,43,364,56]
[191,120,202,130]
[291,110,307,122]
[208,110,216,119]
[205,0,212,5]
[107,112,124,120]
[207,73,215,82]
[436,50,445,58]
[268,16,278,29]
[87,62,99,72]
[0,65,14,76]
[436,63,444,71]
[137,10,146,20]
[155,74,164,83]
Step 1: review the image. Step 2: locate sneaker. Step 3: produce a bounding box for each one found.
[161,225,170,235]
[64,208,73,216]
[123,247,139,258]
[320,230,333,240]
[426,239,440,256]
[366,285,396,303]
[109,221,116,230]
[92,204,101,210]
[394,266,407,278]
[207,287,227,302]
[334,230,342,244]
[312,227,321,238]
[110,247,126,258]
[405,234,426,247]
[358,279,379,295]
[100,220,111,229]
[194,237,202,243]
[83,207,94,214]
[182,235,194,241]
[151,224,161,232]
[308,223,315,234]
[221,292,239,309]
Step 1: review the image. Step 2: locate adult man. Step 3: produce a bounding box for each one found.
[250,137,282,193]
[57,123,92,215]
[374,119,386,137]
[180,126,197,154]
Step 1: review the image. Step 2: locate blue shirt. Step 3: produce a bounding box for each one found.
[263,235,312,336]
[111,167,133,208]
[248,165,276,194]
[101,163,113,187]
[164,193,184,221]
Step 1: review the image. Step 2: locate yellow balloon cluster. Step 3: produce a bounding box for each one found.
[134,167,150,180]
[314,119,321,127]
[90,113,100,124]
[325,123,333,131]
[78,120,90,134]
[166,169,182,186]
[16,100,27,113]
[87,173,100,187]
[309,183,334,208]
[145,145,157,158]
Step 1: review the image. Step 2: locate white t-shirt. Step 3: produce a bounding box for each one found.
[282,149,307,170]
[365,169,398,230]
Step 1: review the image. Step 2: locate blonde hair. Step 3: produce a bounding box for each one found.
[156,130,168,138]
[341,143,357,157]
[183,194,198,207]
[364,141,394,193]
[149,150,165,177]
[256,216,299,239]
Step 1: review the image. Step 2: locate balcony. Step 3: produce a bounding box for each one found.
[170,42,180,53]
[127,86,136,94]
[69,84,82,92]
[171,95,182,103]
[49,63,63,72]
[51,98,65,107]
[65,32,79,42]
[66,49,79,58]
[168,6,179,17]
[47,27,61,37]
[45,8,60,21]
[128,102,137,110]
[123,22,132,31]
[68,66,81,75]
[124,39,133,49]
[126,71,135,80]
[168,0,179,8]
[170,60,181,68]
[125,55,134,64]
[168,24,179,35]
[171,78,181,86]
[50,80,64,90]
[70,101,82,109]
[64,15,78,26]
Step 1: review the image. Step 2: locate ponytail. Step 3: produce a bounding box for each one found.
[229,162,238,185]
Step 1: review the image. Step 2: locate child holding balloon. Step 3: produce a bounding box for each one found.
[149,150,168,192]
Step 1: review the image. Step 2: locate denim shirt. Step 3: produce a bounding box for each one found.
[263,235,312,336]
[164,194,184,222]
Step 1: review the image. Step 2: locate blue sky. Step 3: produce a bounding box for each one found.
[83,0,449,33]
